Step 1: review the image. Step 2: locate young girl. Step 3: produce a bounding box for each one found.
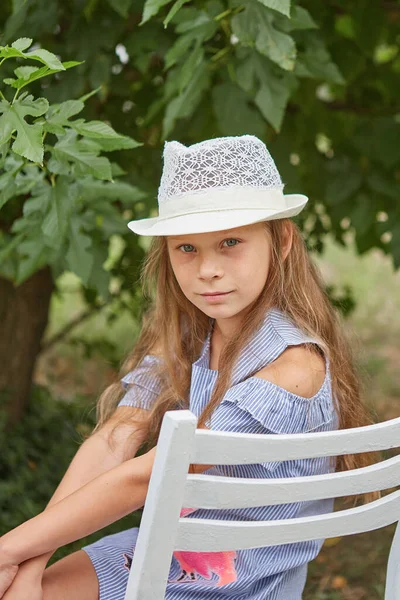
[0,135,377,600]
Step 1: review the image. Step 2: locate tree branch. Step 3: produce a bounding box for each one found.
[40,301,108,353]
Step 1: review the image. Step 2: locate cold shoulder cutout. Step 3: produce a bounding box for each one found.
[251,344,328,400]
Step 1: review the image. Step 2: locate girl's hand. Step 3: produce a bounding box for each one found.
[0,541,19,598]
[0,564,18,598]
[1,567,43,600]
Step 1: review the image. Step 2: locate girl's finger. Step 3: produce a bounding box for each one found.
[0,565,19,598]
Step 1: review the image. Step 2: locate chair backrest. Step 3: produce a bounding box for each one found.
[124,410,400,600]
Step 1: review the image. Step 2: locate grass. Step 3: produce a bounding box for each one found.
[34,233,400,599]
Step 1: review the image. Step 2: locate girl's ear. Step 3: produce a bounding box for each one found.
[282,220,294,262]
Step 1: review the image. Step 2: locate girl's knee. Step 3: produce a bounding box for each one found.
[43,550,99,600]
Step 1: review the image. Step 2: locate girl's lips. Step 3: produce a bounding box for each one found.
[201,291,232,296]
[201,291,233,301]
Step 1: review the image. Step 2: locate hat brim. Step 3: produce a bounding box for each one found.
[127,194,308,236]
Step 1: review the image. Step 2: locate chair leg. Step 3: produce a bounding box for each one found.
[385,521,400,600]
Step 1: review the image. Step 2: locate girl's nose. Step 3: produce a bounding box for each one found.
[198,257,224,280]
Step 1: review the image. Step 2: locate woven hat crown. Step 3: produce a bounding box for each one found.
[158,135,284,205]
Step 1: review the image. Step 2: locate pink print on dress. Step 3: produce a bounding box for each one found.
[169,507,238,587]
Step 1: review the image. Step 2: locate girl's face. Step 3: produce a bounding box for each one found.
[167,222,275,331]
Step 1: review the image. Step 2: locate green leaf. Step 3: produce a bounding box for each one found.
[51,131,113,180]
[66,216,94,285]
[14,66,38,79]
[256,0,291,17]
[22,184,52,217]
[86,242,110,299]
[273,6,318,32]
[86,136,142,152]
[163,0,191,28]
[47,154,71,175]
[25,48,65,71]
[255,71,297,132]
[4,61,81,91]
[163,10,218,70]
[212,82,265,136]
[14,164,44,196]
[232,2,296,71]
[0,43,65,71]
[70,120,141,149]
[106,0,132,17]
[78,177,147,205]
[46,100,85,124]
[46,113,141,152]
[141,0,171,25]
[0,154,25,209]
[41,178,77,248]
[163,61,211,138]
[11,37,32,51]
[78,86,103,103]
[110,162,127,177]
[0,95,49,163]
[256,17,296,70]
[0,171,17,210]
[164,34,195,69]
[237,53,297,132]
[288,6,318,30]
[178,43,204,92]
[231,5,258,44]
[0,233,24,266]
[16,237,50,285]
[294,32,345,84]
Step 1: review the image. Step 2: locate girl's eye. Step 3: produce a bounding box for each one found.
[179,244,195,253]
[178,239,240,253]
[224,238,239,247]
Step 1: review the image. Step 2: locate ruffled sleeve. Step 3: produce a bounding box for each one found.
[208,375,338,473]
[117,355,163,411]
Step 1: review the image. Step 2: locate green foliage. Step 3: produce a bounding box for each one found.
[0,1,399,414]
[0,0,396,278]
[0,386,96,534]
[0,386,141,562]
[0,38,145,302]
[0,0,400,294]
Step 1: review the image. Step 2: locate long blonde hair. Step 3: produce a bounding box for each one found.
[93,219,380,504]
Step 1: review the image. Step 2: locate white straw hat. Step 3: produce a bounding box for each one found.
[127,135,308,236]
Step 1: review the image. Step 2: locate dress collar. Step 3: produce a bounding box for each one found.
[192,308,289,386]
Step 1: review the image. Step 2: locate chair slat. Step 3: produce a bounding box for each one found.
[176,489,400,552]
[191,417,400,464]
[183,453,400,508]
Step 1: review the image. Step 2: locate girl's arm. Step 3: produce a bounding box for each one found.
[0,445,156,565]
[1,407,150,573]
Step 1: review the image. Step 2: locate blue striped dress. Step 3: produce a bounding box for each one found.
[82,307,339,599]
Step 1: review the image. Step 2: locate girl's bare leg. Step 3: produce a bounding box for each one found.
[42,550,99,600]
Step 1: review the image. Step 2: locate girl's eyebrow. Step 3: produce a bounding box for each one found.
[168,230,243,242]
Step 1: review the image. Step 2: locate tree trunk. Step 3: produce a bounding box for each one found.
[0,266,54,424]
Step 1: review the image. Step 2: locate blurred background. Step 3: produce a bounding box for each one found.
[0,1,399,598]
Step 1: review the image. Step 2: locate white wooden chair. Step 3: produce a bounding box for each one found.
[124,410,400,600]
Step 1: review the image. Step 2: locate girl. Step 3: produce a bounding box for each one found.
[0,136,377,600]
